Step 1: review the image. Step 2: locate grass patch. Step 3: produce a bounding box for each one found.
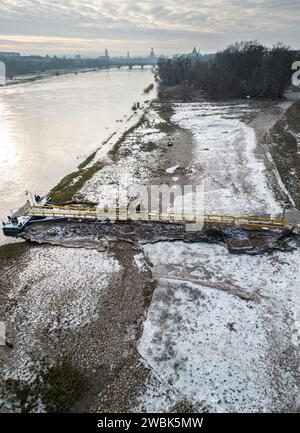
[40,360,89,412]
[141,141,158,152]
[49,104,175,205]
[108,112,148,162]
[77,151,97,170]
[155,103,179,134]
[49,161,105,205]
[4,359,89,413]
[288,84,300,93]
[50,132,119,204]
[156,103,175,123]
[156,121,176,134]
[78,132,116,170]
[50,111,153,204]
[0,242,29,265]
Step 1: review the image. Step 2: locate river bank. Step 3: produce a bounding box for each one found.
[4,67,106,87]
[0,96,299,413]
[0,68,156,245]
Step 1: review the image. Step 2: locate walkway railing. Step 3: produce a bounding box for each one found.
[26,205,290,230]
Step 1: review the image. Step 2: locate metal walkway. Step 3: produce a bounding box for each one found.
[26,205,291,230]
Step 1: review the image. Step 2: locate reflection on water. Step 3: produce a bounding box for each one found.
[0,68,155,241]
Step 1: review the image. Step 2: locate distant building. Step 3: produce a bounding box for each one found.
[0,52,20,58]
[149,48,156,58]
[99,49,110,63]
[22,55,43,60]
[148,48,157,65]
[187,47,201,59]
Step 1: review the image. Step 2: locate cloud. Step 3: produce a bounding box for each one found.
[0,0,299,55]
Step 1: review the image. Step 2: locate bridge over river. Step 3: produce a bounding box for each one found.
[98,48,158,69]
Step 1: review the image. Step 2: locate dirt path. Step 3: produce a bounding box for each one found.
[249,100,296,209]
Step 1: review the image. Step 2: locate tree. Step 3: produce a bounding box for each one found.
[157,41,296,100]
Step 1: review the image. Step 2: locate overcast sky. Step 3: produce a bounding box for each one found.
[0,0,299,56]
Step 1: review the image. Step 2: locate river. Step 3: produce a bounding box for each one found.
[0,68,156,243]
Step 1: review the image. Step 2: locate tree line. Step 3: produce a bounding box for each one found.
[0,55,107,78]
[158,41,299,99]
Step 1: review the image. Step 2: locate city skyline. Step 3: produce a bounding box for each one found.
[0,0,299,56]
[0,47,161,59]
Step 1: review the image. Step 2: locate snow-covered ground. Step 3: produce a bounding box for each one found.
[1,247,121,390]
[172,102,282,216]
[135,101,300,413]
[79,108,166,206]
[137,242,300,412]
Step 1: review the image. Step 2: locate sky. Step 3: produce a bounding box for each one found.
[0,0,299,56]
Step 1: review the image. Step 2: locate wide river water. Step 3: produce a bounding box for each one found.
[0,68,156,243]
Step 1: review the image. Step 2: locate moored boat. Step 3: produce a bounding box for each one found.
[2,195,53,237]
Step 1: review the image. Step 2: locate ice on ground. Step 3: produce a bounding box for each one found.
[133,253,147,273]
[172,102,282,216]
[166,165,179,174]
[137,241,300,412]
[141,131,165,143]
